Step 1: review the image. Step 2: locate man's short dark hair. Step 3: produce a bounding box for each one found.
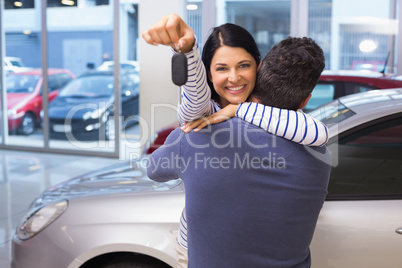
[251,37,325,111]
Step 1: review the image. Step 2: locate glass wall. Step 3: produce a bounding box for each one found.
[1,0,140,157]
[46,0,116,153]
[1,0,401,157]
[212,0,399,74]
[3,0,44,148]
[187,0,203,46]
[308,0,332,71]
[309,0,398,73]
[216,0,291,59]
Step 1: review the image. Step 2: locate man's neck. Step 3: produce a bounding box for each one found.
[247,95,261,104]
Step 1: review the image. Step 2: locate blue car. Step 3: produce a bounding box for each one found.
[48,70,139,140]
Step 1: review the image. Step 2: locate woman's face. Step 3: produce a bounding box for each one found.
[209,45,258,108]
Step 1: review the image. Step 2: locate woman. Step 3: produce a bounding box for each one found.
[143,14,328,267]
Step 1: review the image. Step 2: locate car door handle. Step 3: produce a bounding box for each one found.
[395,228,402,235]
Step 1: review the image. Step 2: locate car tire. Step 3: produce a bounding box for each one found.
[17,113,35,135]
[101,261,165,268]
[98,255,170,268]
[81,253,171,268]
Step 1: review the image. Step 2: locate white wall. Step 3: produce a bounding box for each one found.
[138,0,185,150]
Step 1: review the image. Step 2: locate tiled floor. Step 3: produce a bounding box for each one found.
[0,143,138,267]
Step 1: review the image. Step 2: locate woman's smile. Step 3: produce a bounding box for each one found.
[209,45,258,108]
[225,84,247,94]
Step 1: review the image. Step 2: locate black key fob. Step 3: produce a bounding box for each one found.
[172,52,188,86]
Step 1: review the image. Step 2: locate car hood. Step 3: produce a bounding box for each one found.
[7,93,32,109]
[30,158,182,209]
[48,95,113,119]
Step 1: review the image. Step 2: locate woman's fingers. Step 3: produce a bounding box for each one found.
[181,118,206,133]
[181,113,232,133]
[142,14,194,51]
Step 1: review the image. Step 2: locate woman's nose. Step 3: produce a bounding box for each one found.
[228,70,240,83]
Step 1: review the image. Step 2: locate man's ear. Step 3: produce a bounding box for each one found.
[298,93,312,110]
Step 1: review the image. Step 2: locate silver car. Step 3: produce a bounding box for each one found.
[11,89,402,268]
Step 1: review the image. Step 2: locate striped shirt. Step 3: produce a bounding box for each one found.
[175,40,329,250]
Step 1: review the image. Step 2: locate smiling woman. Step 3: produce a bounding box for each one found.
[208,46,258,108]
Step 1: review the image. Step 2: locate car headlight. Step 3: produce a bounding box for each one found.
[8,109,17,116]
[83,107,109,120]
[16,200,68,240]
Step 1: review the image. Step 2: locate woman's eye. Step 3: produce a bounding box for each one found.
[240,64,250,68]
[216,67,227,71]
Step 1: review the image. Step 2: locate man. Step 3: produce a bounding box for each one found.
[147,37,331,268]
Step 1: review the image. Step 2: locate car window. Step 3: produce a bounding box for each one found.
[47,73,73,92]
[121,63,135,69]
[59,76,113,97]
[327,116,402,200]
[344,82,377,95]
[48,75,59,92]
[308,99,356,127]
[305,83,335,111]
[9,59,26,67]
[58,73,73,88]
[6,75,39,93]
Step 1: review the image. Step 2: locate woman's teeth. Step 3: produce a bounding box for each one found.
[227,85,244,91]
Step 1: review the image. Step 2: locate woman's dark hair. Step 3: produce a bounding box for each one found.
[201,23,261,101]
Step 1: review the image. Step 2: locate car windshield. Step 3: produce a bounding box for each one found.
[308,99,356,127]
[6,75,39,93]
[9,59,26,67]
[59,76,113,98]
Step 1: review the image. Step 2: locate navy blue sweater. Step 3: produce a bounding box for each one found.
[147,118,331,268]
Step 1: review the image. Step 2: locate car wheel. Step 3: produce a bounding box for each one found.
[101,261,165,268]
[81,253,172,268]
[105,116,116,141]
[17,113,35,135]
[98,255,170,268]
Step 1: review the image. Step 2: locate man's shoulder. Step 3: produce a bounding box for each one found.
[162,126,185,147]
[202,117,266,132]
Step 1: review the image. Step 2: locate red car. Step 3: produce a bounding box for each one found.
[305,70,402,110]
[144,71,402,154]
[6,68,75,135]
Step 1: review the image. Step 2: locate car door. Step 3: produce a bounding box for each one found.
[311,115,402,268]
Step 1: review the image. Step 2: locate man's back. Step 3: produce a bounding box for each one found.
[148,118,331,267]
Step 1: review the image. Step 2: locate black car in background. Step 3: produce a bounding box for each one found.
[48,70,139,140]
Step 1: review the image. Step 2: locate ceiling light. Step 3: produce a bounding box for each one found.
[61,0,75,5]
[359,40,377,53]
[186,4,198,10]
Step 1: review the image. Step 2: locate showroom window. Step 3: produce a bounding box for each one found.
[1,0,401,157]
[0,0,138,157]
[217,0,291,59]
[310,0,399,73]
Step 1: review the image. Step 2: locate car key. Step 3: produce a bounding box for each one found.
[171,52,188,86]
